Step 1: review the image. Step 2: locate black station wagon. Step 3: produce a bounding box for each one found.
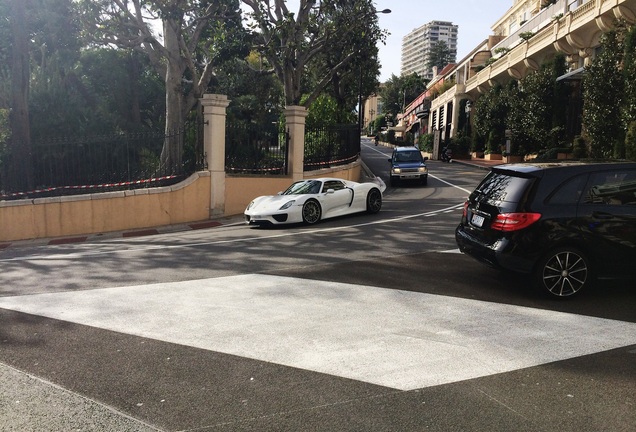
[455,161,636,297]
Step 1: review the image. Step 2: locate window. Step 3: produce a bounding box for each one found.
[322,180,346,192]
[547,174,588,205]
[583,169,636,205]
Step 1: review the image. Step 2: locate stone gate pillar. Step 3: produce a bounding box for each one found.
[201,94,230,217]
[284,105,309,181]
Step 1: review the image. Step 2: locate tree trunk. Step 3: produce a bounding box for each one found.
[159,19,185,172]
[7,0,34,192]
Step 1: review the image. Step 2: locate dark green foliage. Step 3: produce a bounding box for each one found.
[622,26,636,137]
[379,73,427,120]
[212,57,284,126]
[626,122,636,160]
[473,54,568,157]
[473,84,506,153]
[426,41,454,72]
[418,133,434,152]
[583,28,625,158]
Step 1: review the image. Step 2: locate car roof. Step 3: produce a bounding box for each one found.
[393,146,420,152]
[493,161,636,176]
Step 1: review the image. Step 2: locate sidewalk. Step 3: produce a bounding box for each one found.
[450,157,504,170]
[0,214,245,250]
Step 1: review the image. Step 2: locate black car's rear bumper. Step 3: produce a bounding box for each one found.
[455,225,535,274]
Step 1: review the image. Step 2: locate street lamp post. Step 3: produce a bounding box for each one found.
[358,9,391,137]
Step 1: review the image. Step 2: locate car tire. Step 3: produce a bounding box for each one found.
[534,246,591,297]
[366,188,382,214]
[420,177,428,186]
[390,177,398,187]
[302,199,321,225]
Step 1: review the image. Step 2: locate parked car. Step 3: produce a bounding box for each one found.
[244,178,384,226]
[455,161,636,297]
[388,146,428,186]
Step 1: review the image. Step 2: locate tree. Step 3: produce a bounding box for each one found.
[426,40,453,74]
[211,52,284,125]
[505,54,568,156]
[583,26,625,158]
[242,0,386,108]
[378,73,427,120]
[622,24,636,159]
[473,84,507,154]
[5,0,34,192]
[79,0,248,169]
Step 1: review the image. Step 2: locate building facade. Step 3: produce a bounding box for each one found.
[399,0,636,159]
[401,21,458,80]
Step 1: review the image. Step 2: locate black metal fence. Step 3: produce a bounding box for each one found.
[0,121,204,200]
[225,122,288,175]
[304,124,359,171]
[1,120,361,200]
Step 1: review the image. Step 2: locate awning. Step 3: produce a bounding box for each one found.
[556,67,585,82]
[388,125,407,133]
[406,122,420,133]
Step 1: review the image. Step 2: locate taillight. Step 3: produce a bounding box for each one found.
[462,201,469,218]
[491,212,541,231]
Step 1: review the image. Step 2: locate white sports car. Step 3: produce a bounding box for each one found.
[244,177,385,226]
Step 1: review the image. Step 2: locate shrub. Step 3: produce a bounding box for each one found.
[626,122,636,160]
[418,133,434,152]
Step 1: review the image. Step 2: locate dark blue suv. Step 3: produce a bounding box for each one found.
[388,146,428,187]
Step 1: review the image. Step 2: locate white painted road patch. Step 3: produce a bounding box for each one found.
[1,275,634,391]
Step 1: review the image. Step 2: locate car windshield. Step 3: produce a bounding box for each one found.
[282,180,322,195]
[395,151,422,163]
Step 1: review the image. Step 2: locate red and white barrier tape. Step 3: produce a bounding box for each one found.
[1,175,179,200]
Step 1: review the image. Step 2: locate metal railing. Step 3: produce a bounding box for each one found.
[225,123,289,175]
[304,124,360,171]
[0,121,204,200]
[491,0,569,53]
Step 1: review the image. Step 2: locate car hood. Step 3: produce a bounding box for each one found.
[249,194,300,211]
[393,161,425,168]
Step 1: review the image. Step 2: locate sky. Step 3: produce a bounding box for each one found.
[373,0,514,81]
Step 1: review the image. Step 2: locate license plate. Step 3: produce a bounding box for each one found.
[471,214,485,227]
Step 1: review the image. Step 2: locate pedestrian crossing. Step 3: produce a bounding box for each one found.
[1,274,634,391]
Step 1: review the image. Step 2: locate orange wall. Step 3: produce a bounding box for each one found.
[0,172,211,242]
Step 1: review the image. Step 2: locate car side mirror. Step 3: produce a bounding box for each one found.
[326,189,335,194]
[423,157,429,161]
[388,158,392,163]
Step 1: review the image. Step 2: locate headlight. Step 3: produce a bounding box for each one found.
[246,200,255,211]
[392,168,401,174]
[279,200,295,210]
[418,166,428,173]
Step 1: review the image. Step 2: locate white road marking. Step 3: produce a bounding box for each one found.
[1,275,634,391]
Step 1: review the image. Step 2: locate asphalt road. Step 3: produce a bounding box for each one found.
[1,138,635,432]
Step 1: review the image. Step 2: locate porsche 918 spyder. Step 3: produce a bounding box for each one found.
[244,178,384,226]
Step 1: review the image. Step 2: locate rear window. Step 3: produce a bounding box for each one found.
[472,172,534,205]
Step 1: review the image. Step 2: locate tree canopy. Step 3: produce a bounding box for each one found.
[426,40,454,74]
[242,0,387,107]
[378,73,427,121]
[78,0,249,168]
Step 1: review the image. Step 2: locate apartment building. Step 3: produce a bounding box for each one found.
[401,21,458,80]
